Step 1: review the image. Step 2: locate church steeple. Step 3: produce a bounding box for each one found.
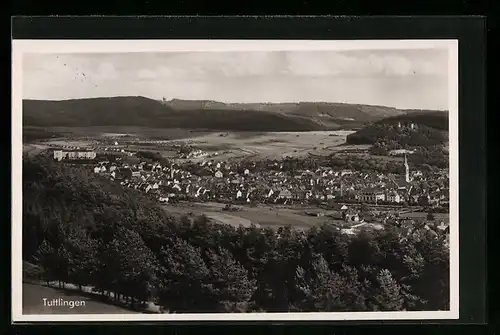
[404,153,410,183]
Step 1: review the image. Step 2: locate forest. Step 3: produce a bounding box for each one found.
[374,111,449,131]
[23,155,450,313]
[22,97,326,132]
[346,123,448,148]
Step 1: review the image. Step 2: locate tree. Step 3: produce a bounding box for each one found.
[34,236,71,289]
[411,234,450,310]
[372,269,404,311]
[399,248,427,310]
[360,203,369,213]
[426,212,435,221]
[94,227,158,306]
[156,238,212,312]
[64,228,98,291]
[295,254,365,312]
[295,254,336,311]
[34,240,58,285]
[205,248,257,312]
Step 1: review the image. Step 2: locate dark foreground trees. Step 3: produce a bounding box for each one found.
[23,156,450,312]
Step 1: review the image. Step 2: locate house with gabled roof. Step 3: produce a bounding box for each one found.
[278,188,292,199]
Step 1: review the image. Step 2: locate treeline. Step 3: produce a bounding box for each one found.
[408,146,449,170]
[23,156,450,312]
[368,146,449,170]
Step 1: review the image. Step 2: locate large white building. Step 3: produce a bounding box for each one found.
[357,188,386,203]
[53,149,96,161]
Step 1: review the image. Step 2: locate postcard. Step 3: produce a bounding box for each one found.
[12,39,459,322]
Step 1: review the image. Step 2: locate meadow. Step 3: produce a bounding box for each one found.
[162,130,361,161]
[162,202,346,229]
[28,126,369,162]
[162,202,449,230]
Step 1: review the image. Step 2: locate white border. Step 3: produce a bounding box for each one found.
[11,39,459,322]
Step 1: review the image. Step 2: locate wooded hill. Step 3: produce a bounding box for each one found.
[346,111,449,147]
[23,96,444,132]
[374,111,449,131]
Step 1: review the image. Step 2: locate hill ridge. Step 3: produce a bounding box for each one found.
[23,96,447,132]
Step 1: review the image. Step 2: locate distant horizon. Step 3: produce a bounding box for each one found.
[22,95,449,112]
[23,49,450,110]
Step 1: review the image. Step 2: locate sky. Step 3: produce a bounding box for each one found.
[22,48,450,110]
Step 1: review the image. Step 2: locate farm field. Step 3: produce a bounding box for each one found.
[164,130,363,161]
[162,202,345,229]
[162,202,450,229]
[28,127,210,149]
[30,127,370,162]
[40,126,210,140]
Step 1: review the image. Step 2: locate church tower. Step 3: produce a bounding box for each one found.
[404,153,410,183]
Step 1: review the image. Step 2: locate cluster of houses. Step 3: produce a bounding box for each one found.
[179,149,220,159]
[395,121,419,130]
[52,148,448,241]
[87,152,449,209]
[335,204,449,244]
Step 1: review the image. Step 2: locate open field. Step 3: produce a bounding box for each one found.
[162,202,450,229]
[165,130,363,161]
[29,127,370,162]
[162,202,346,229]
[44,126,211,140]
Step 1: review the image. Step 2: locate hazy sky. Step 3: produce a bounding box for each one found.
[23,48,449,110]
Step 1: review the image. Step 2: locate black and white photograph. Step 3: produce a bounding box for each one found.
[12,39,459,322]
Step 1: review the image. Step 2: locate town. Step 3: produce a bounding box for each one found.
[49,140,450,240]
